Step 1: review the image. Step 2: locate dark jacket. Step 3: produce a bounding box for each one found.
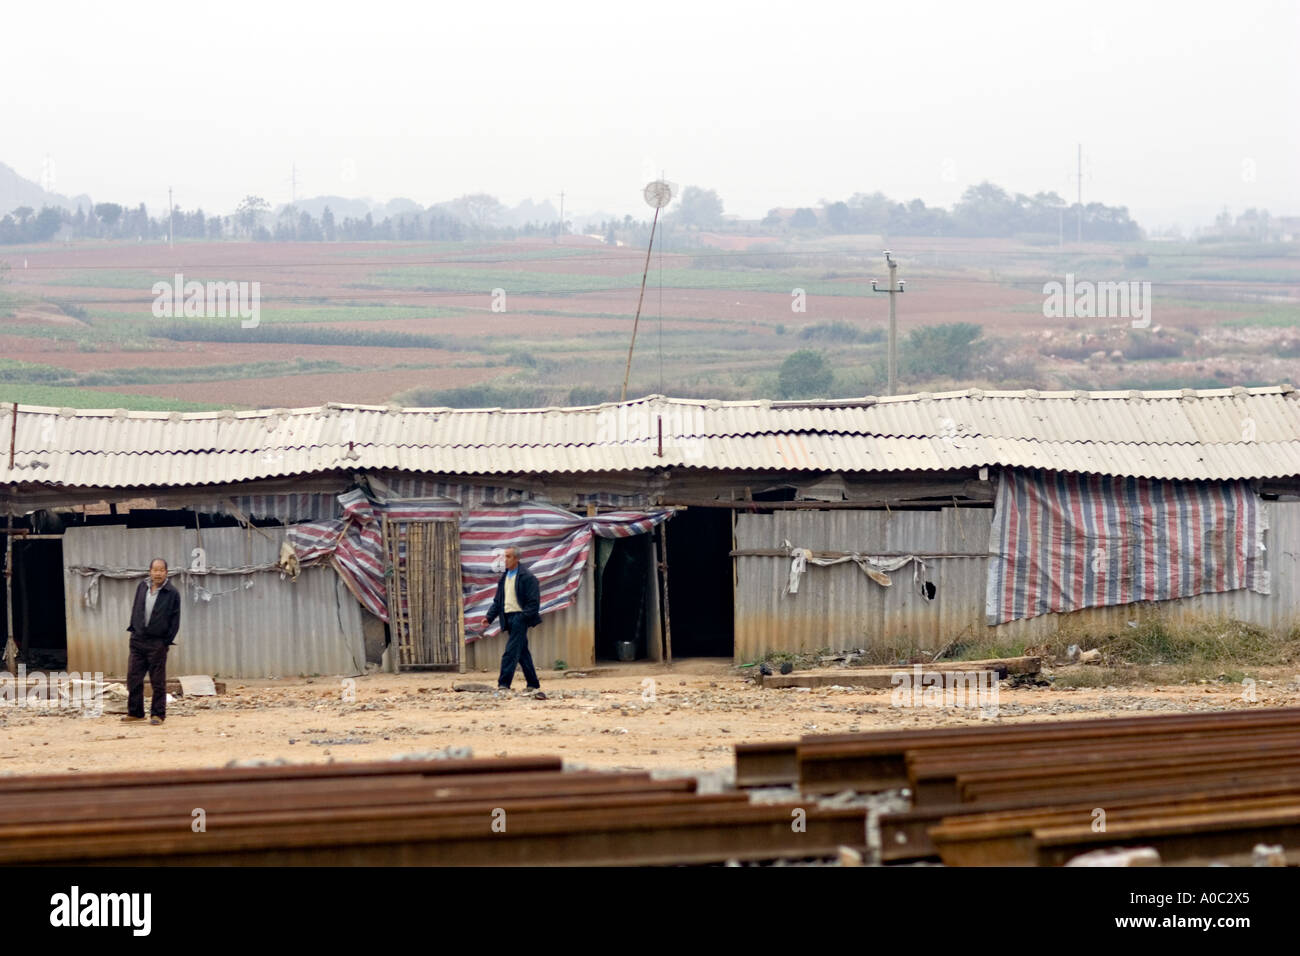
[127,579,182,644]
[485,565,542,629]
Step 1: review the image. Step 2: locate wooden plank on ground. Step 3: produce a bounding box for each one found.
[760,656,1039,689]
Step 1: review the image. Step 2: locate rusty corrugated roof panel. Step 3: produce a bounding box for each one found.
[2,385,1298,489]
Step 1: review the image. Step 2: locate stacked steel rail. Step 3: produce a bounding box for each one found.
[736,707,1300,866]
[0,756,863,866]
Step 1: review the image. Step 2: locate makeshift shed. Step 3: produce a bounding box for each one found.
[2,386,1299,676]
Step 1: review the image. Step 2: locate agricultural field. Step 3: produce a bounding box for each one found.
[0,234,1297,411]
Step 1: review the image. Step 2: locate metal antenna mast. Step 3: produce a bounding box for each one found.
[621,180,674,402]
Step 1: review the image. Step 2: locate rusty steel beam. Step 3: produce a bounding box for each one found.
[934,793,1300,866]
[962,754,1300,804]
[741,708,1300,790]
[910,731,1300,806]
[0,756,868,867]
[2,794,865,867]
[942,738,1300,807]
[734,742,799,788]
[0,772,697,829]
[0,755,565,794]
[882,767,1300,862]
[1034,805,1300,867]
[797,708,1300,793]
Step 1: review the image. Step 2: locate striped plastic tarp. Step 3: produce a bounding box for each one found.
[986,470,1269,624]
[286,492,388,621]
[458,506,668,641]
[288,494,670,637]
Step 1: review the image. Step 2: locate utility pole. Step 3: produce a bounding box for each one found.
[168,186,173,249]
[872,251,904,395]
[1076,143,1083,243]
[557,190,564,242]
[290,162,300,205]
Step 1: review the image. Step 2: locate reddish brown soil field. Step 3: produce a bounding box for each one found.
[4,237,1293,408]
[343,309,704,338]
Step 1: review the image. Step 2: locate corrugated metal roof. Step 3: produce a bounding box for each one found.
[3,385,1298,489]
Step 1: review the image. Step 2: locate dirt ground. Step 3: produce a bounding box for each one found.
[3,661,1298,779]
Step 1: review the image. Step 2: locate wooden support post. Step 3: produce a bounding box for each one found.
[3,509,14,674]
[16,546,29,666]
[731,508,739,663]
[7,403,16,472]
[657,523,673,664]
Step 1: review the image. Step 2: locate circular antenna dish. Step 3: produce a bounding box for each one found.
[643,180,673,209]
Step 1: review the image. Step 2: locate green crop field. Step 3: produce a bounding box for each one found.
[0,382,222,411]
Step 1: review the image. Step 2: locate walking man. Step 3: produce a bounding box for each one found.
[123,557,181,725]
[483,546,544,697]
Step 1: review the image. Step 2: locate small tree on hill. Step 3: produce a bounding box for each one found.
[778,349,833,398]
[901,323,986,381]
[675,186,724,229]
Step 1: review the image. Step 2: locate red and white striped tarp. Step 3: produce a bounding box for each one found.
[457,505,668,640]
[986,470,1269,625]
[286,489,388,618]
[288,493,670,637]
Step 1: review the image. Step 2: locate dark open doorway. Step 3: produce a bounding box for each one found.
[595,535,654,661]
[12,538,68,670]
[664,508,733,657]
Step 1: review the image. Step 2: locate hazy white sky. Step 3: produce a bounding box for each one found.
[3,0,1297,229]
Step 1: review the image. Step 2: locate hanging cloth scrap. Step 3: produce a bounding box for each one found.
[781,540,923,595]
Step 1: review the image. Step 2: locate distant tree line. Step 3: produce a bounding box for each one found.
[0,205,69,243]
[1,200,222,244]
[1202,207,1290,242]
[765,182,1142,240]
[0,193,572,245]
[596,180,1143,244]
[2,181,1145,245]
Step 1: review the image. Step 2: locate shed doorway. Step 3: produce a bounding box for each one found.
[594,535,656,662]
[664,508,733,657]
[10,538,68,670]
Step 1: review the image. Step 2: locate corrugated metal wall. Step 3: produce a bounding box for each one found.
[735,501,1300,660]
[463,550,596,673]
[735,508,990,661]
[63,526,366,678]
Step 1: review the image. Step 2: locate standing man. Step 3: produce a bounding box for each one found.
[123,557,181,725]
[483,546,544,697]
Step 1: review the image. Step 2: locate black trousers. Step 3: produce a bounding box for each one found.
[497,612,539,690]
[127,634,170,719]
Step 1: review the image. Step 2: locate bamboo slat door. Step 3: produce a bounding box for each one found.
[382,517,464,670]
